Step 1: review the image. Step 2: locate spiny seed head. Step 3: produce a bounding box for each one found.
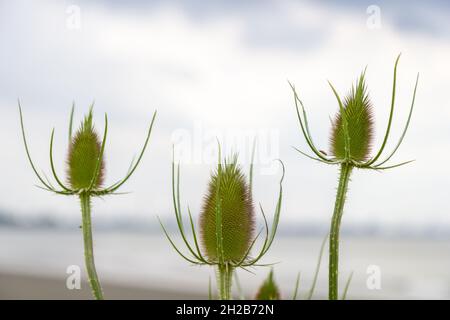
[199,155,255,263]
[255,270,280,300]
[67,107,104,190]
[330,72,374,162]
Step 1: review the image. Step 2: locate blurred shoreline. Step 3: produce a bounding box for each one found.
[1,228,449,299]
[0,271,204,299]
[1,210,449,240]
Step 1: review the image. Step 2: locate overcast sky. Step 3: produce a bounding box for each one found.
[0,0,449,230]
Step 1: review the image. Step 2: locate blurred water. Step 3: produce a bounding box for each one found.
[0,228,449,299]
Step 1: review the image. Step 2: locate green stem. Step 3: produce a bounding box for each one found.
[80,193,104,300]
[329,163,352,300]
[217,263,233,300]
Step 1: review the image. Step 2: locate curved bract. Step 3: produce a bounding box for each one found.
[19,102,157,300]
[289,54,419,170]
[289,55,419,300]
[19,102,157,196]
[159,143,285,299]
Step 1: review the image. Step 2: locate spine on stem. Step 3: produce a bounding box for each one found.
[329,163,352,300]
[80,193,104,300]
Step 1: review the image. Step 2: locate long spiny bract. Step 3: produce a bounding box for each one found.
[19,101,156,300]
[199,155,255,263]
[330,72,374,162]
[160,144,284,300]
[67,108,105,190]
[289,55,419,300]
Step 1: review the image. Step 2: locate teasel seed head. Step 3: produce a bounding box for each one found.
[67,107,105,190]
[255,269,280,300]
[199,155,255,263]
[330,72,374,162]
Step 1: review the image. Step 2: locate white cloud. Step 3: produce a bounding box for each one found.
[0,0,449,229]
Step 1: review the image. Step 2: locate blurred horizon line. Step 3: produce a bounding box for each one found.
[1,209,449,240]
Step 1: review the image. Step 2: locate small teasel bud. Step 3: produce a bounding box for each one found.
[330,72,374,161]
[67,107,104,190]
[255,269,281,300]
[199,155,255,263]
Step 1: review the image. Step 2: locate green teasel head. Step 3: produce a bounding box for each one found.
[19,101,156,197]
[289,54,419,170]
[199,155,255,263]
[255,269,280,300]
[67,107,105,190]
[159,143,285,269]
[330,72,374,162]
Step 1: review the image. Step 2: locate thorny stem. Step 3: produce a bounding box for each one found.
[329,163,352,300]
[217,263,233,300]
[80,193,104,300]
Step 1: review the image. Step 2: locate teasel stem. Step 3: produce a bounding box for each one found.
[79,192,103,300]
[329,163,352,300]
[217,263,233,300]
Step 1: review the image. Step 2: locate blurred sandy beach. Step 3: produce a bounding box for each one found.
[0,271,203,299]
[1,228,449,300]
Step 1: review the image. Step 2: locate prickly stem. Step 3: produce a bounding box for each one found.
[329,163,352,300]
[80,192,103,300]
[217,263,233,300]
